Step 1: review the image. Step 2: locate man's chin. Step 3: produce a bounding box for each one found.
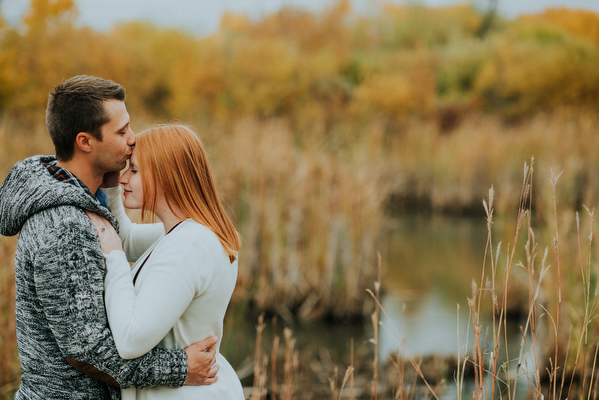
[113,161,128,171]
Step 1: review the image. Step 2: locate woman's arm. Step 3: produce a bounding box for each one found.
[104,186,164,261]
[87,214,214,359]
[103,235,210,359]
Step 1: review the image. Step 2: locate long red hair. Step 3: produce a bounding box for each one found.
[136,124,240,262]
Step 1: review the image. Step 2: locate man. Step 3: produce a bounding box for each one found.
[0,75,219,399]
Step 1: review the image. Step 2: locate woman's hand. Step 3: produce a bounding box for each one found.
[86,211,123,254]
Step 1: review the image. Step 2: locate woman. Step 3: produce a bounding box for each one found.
[87,125,244,399]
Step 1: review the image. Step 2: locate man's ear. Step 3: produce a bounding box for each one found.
[75,132,93,153]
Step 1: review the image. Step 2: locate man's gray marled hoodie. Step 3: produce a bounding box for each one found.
[0,155,189,400]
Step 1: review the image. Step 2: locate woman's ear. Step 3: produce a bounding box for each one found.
[75,132,93,153]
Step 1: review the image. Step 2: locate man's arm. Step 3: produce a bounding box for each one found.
[65,337,220,387]
[30,209,197,389]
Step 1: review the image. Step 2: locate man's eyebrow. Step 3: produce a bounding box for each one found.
[117,121,130,131]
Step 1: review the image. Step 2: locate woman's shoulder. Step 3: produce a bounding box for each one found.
[168,220,221,249]
[159,220,233,277]
[179,219,216,236]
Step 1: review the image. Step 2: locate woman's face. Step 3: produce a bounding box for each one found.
[119,149,144,209]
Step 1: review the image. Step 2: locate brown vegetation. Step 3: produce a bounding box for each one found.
[2,0,599,398]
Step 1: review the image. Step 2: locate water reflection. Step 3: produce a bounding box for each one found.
[225,213,538,395]
[379,214,490,358]
[379,214,538,398]
[226,214,520,364]
[380,289,467,358]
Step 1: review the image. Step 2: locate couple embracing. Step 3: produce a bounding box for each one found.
[0,75,245,399]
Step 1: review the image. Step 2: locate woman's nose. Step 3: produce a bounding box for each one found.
[119,172,129,185]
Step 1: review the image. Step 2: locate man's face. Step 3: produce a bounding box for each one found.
[92,99,135,173]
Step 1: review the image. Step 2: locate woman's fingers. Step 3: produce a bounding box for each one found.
[85,211,123,253]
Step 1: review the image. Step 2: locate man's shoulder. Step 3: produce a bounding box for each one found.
[21,205,91,238]
[26,202,86,219]
[19,206,103,267]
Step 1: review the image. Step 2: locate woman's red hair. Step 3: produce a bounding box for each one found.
[136,124,240,262]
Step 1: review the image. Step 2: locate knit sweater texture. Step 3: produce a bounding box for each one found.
[0,155,188,400]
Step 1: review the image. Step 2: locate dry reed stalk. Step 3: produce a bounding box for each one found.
[251,314,267,400]
[329,366,354,400]
[271,327,279,400]
[392,111,599,218]
[456,304,462,400]
[547,174,597,400]
[577,208,599,398]
[366,259,439,400]
[388,349,405,400]
[350,338,355,400]
[371,254,381,400]
[558,327,572,400]
[329,366,339,399]
[409,360,421,400]
[258,355,269,400]
[455,303,471,400]
[587,342,599,400]
[549,169,564,400]
[471,160,534,400]
[509,224,547,400]
[467,295,484,400]
[481,186,499,400]
[592,342,599,400]
[281,327,297,400]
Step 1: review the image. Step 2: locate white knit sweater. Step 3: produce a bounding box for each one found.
[103,187,244,400]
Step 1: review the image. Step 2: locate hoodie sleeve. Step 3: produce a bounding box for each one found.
[27,207,188,389]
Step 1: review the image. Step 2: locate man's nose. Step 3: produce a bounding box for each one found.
[127,129,136,146]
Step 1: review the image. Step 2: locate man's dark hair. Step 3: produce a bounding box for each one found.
[46,75,126,161]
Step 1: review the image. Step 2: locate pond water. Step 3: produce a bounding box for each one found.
[379,214,491,359]
[223,213,537,395]
[377,214,538,398]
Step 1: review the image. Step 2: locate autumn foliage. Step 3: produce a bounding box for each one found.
[2,1,599,397]
[0,1,598,123]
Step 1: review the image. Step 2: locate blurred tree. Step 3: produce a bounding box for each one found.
[24,0,76,34]
[0,0,79,113]
[473,28,599,119]
[0,2,5,31]
[0,0,598,123]
[476,0,498,38]
[520,8,599,45]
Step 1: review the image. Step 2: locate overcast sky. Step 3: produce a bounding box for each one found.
[2,0,599,35]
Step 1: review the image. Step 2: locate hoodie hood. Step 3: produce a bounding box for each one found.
[0,155,117,236]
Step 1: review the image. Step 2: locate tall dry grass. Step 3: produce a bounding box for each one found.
[1,109,599,397]
[453,157,599,400]
[206,117,393,321]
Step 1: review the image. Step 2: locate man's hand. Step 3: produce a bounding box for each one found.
[184,336,219,385]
